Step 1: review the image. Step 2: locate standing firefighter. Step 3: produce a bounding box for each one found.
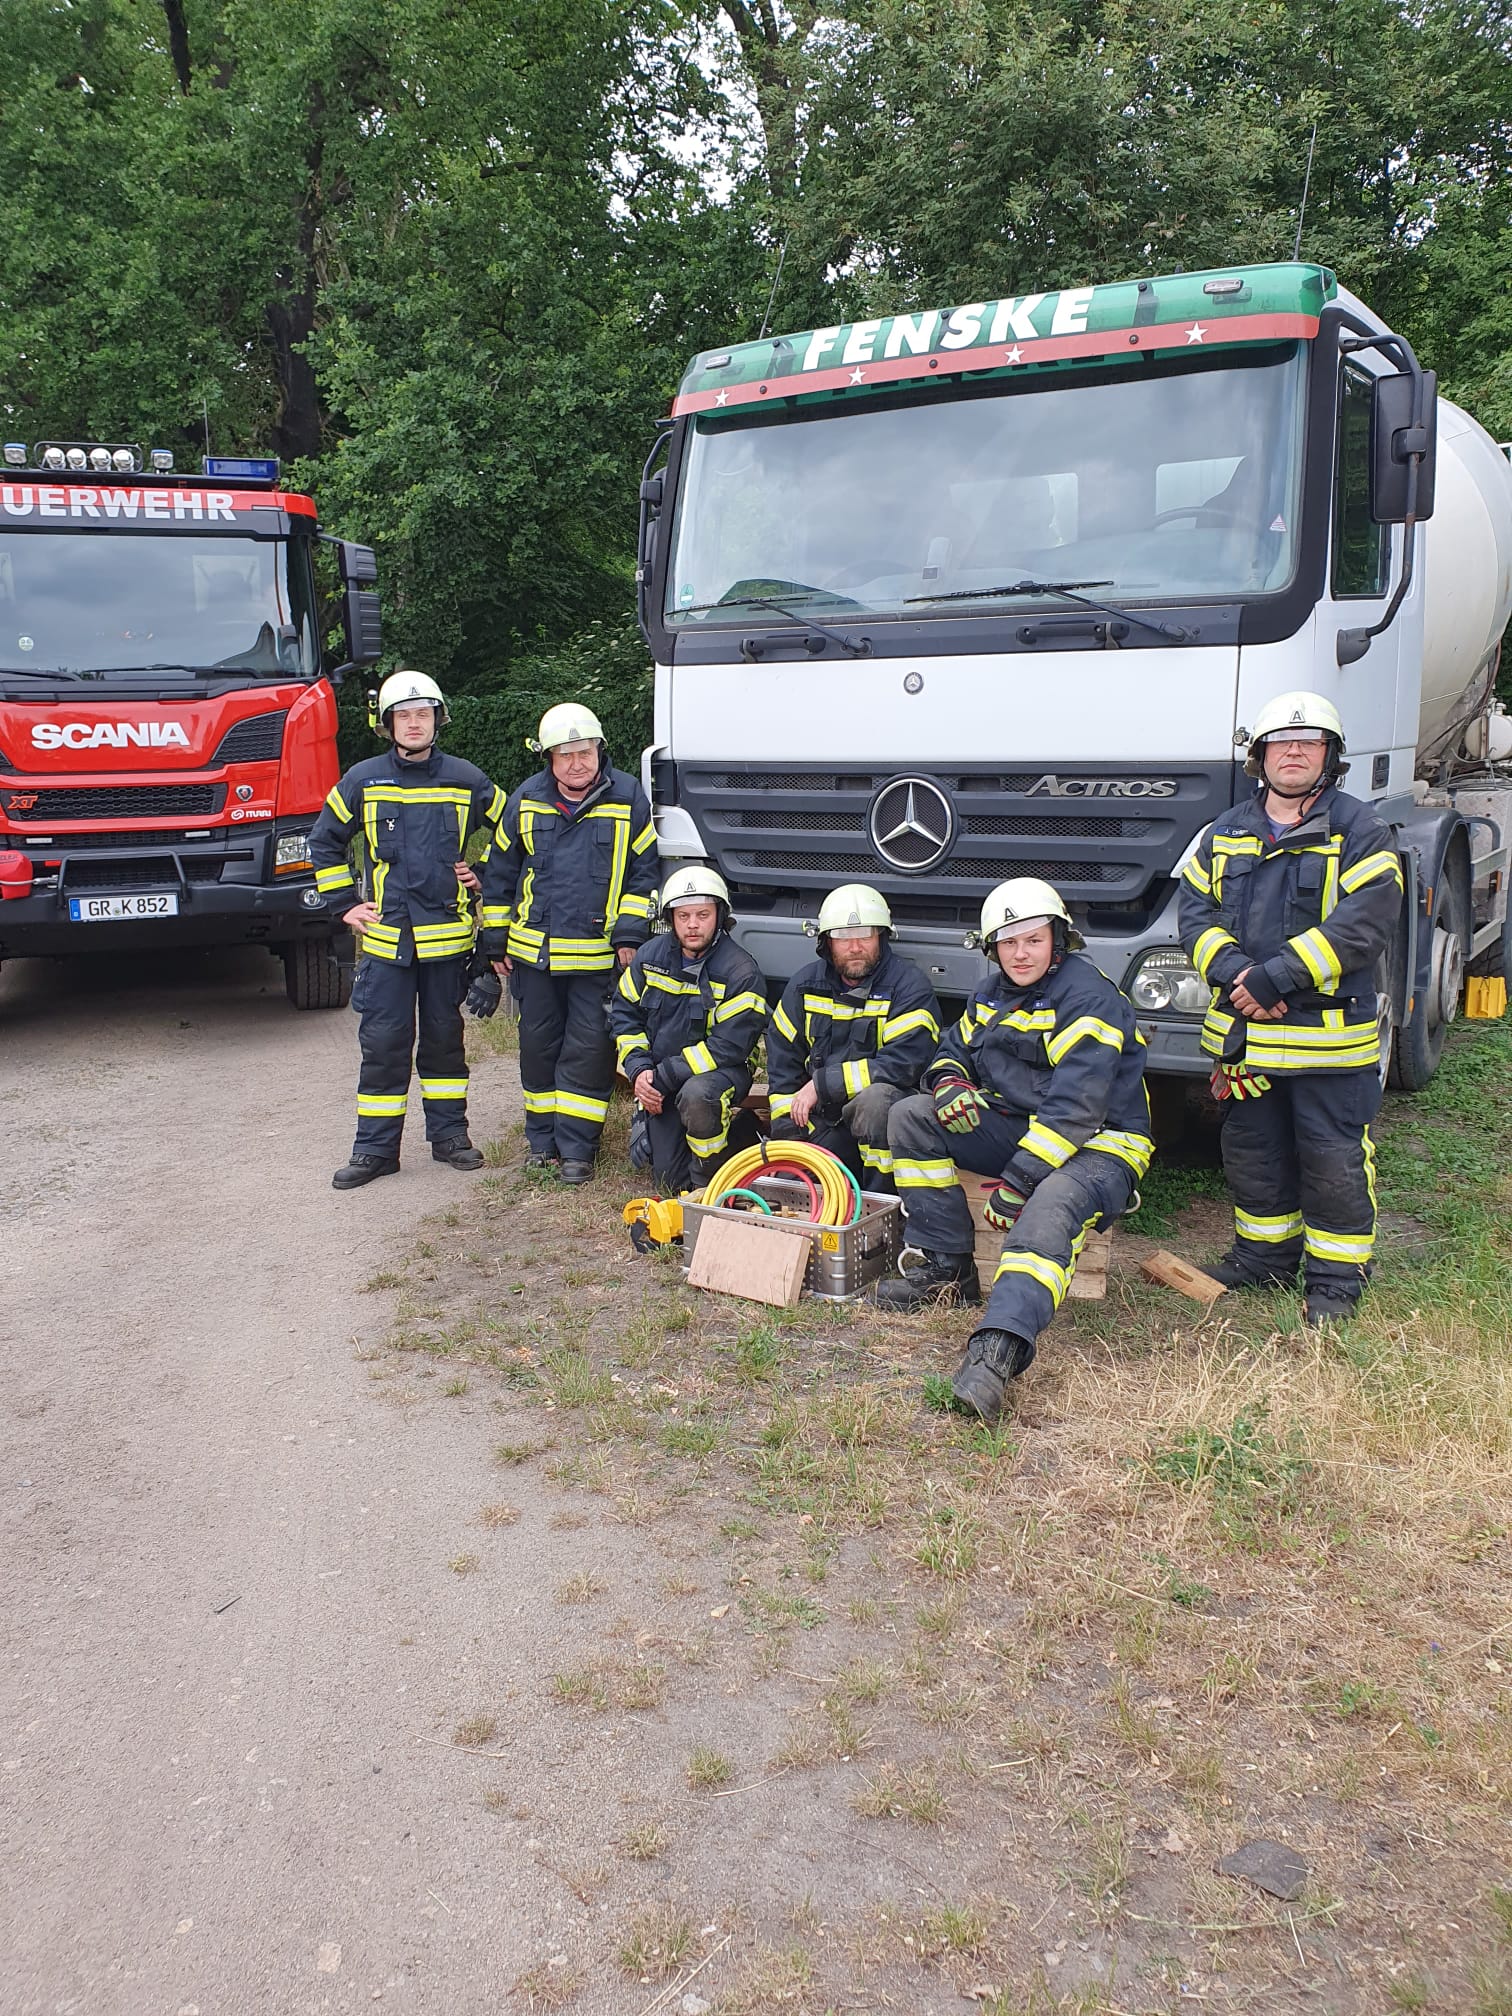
[610,865,767,1192]
[766,884,940,1192]
[310,670,503,1190]
[1179,691,1402,1326]
[480,703,657,1183]
[880,878,1154,1424]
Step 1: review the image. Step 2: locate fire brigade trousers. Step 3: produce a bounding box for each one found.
[352,956,469,1160]
[888,1094,1134,1345]
[1217,1067,1379,1301]
[771,1081,906,1193]
[645,1068,758,1195]
[516,965,616,1162]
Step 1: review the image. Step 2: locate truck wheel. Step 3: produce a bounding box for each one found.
[283,937,352,1010]
[1390,874,1467,1092]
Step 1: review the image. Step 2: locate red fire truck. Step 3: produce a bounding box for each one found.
[0,441,381,1006]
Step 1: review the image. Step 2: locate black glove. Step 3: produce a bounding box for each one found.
[465,969,502,1019]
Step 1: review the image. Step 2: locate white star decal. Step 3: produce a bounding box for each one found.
[1186,323,1207,344]
[713,389,728,406]
[848,366,866,384]
[1004,344,1023,365]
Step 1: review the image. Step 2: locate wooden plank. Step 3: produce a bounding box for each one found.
[688,1213,808,1308]
[1139,1249,1227,1304]
[1066,1226,1111,1302]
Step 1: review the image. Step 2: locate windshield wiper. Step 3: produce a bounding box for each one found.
[679,592,870,660]
[906,578,1188,642]
[0,664,80,680]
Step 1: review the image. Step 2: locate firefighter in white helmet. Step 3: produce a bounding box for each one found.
[881,877,1153,1423]
[608,864,768,1192]
[478,701,657,1183]
[765,883,941,1193]
[1179,690,1403,1325]
[309,668,504,1189]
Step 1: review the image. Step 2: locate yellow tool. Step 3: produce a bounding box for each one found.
[623,1196,685,1252]
[1465,976,1508,1019]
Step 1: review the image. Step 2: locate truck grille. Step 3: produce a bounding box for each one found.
[211,711,286,765]
[64,857,225,889]
[4,783,224,822]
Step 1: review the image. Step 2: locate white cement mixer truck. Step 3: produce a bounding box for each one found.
[636,260,1512,1093]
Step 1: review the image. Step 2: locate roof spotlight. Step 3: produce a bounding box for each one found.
[42,447,66,470]
[150,448,174,473]
[89,446,112,471]
[3,443,25,467]
[112,447,135,471]
[65,447,88,471]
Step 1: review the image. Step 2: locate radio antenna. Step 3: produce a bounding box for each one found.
[757,234,789,341]
[1293,123,1318,263]
[202,395,211,459]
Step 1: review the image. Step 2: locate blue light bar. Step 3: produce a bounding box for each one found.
[202,455,281,481]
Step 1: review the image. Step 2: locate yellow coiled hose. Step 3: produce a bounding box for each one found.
[698,1140,862,1225]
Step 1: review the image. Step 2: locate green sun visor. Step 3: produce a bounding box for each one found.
[672,262,1337,418]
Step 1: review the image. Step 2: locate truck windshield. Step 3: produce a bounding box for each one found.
[0,532,319,680]
[665,342,1306,626]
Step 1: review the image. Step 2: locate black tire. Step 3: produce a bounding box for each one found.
[283,937,352,1010]
[1390,872,1467,1092]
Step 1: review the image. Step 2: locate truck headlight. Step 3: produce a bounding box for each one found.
[1128,948,1209,1014]
[274,831,312,874]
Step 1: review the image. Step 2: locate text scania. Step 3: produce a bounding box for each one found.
[1025,775,1177,798]
[1,486,236,521]
[32,721,192,750]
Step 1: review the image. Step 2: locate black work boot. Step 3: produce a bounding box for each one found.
[559,1160,596,1187]
[1304,1286,1358,1330]
[332,1153,400,1191]
[875,1251,981,1312]
[432,1136,485,1171]
[523,1152,561,1177]
[950,1328,1035,1424]
[1196,1251,1300,1292]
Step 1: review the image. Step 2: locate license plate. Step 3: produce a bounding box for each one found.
[68,892,180,922]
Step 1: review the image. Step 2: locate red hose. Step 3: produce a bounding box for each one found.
[756,1160,823,1221]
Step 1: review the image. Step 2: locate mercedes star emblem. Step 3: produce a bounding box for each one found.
[868,774,955,874]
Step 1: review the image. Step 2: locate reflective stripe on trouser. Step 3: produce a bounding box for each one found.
[515,964,616,1161]
[886,1093,1023,1252]
[645,1068,756,1194]
[1218,1067,1380,1299]
[352,955,469,1158]
[771,1080,907,1194]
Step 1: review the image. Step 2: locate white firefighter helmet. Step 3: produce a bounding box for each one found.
[816,884,892,937]
[659,863,731,921]
[375,667,449,730]
[1244,691,1346,777]
[979,876,1083,951]
[532,701,605,754]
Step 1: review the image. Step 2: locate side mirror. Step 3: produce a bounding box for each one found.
[1371,370,1437,524]
[338,542,382,667]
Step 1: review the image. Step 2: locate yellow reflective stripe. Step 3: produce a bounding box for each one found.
[1213,833,1263,854]
[682,1041,718,1076]
[715,991,766,1023]
[858,1144,895,1176]
[972,1004,994,1026]
[1045,1015,1123,1065]
[645,968,700,997]
[1363,1125,1378,1218]
[1235,1208,1304,1243]
[881,1007,939,1044]
[1289,926,1342,990]
[356,1093,407,1116]
[687,1126,732,1157]
[618,892,653,917]
[1245,1019,1377,1049]
[772,1002,799,1042]
[486,786,507,823]
[555,1090,611,1122]
[522,1089,557,1114]
[519,798,558,817]
[325,784,353,822]
[605,811,630,928]
[362,786,473,806]
[1339,849,1403,895]
[1181,855,1212,895]
[1192,926,1237,980]
[1018,1120,1076,1170]
[631,820,657,856]
[480,904,513,929]
[1000,1008,1056,1032]
[616,1034,651,1069]
[616,966,643,1002]
[315,864,355,892]
[993,1249,1070,1299]
[768,1092,795,1121]
[414,920,469,937]
[894,1159,959,1189]
[1086,1128,1155,1177]
[1304,1225,1375,1263]
[842,1058,872,1097]
[419,1077,468,1101]
[803,994,885,1022]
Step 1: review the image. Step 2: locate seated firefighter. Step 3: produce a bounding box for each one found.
[880,877,1154,1424]
[767,884,941,1192]
[610,865,767,1193]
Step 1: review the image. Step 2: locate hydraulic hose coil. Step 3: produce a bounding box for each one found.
[698,1140,863,1226]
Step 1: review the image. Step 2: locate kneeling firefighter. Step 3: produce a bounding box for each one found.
[610,865,768,1193]
[880,878,1154,1423]
[765,884,941,1193]
[1178,691,1402,1326]
[309,669,504,1189]
[478,703,657,1183]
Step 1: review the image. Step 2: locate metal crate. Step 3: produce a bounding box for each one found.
[682,1176,902,1302]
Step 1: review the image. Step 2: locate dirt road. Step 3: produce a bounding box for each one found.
[0,948,584,2015]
